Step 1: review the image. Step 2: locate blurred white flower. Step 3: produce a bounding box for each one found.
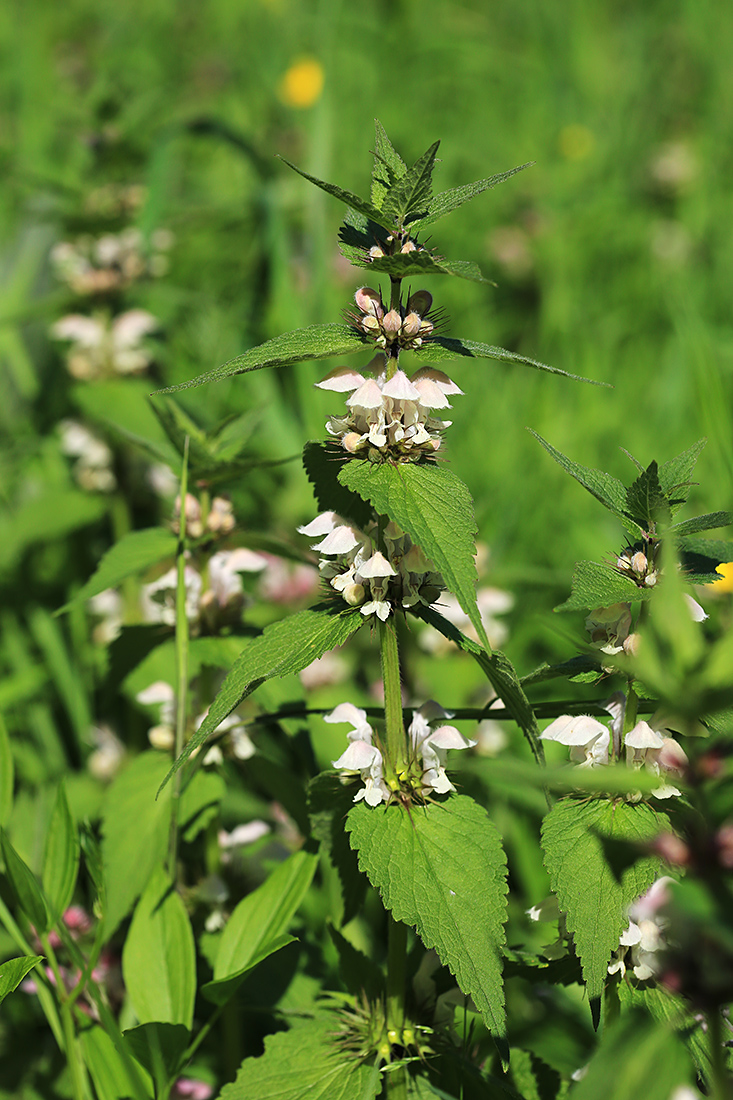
[141,566,202,626]
[87,588,122,645]
[52,310,158,379]
[87,724,125,781]
[608,877,674,981]
[58,419,116,493]
[136,681,175,750]
[50,228,171,295]
[420,588,513,652]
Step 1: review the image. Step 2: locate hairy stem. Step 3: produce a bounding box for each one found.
[379,617,406,774]
[386,917,408,1100]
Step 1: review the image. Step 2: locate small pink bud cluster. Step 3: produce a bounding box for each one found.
[316,354,462,463]
[367,235,424,261]
[173,493,236,539]
[350,287,435,351]
[50,228,172,296]
[616,547,658,587]
[299,513,443,622]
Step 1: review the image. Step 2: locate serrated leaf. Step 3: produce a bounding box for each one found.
[569,1011,692,1100]
[625,462,672,528]
[658,439,706,512]
[0,715,13,827]
[381,140,440,226]
[346,796,508,1048]
[555,560,655,612]
[302,441,375,529]
[618,981,713,1084]
[338,460,487,648]
[156,323,366,395]
[415,606,544,763]
[59,528,177,612]
[530,432,631,519]
[280,156,393,231]
[159,606,364,792]
[541,799,661,1016]
[671,511,733,536]
[219,1017,381,1100]
[0,955,44,1006]
[409,163,533,230]
[0,830,49,933]
[349,249,491,283]
[122,865,196,1028]
[101,752,172,938]
[417,340,605,386]
[42,783,79,924]
[371,119,407,207]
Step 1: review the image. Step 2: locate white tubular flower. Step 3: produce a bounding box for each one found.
[540,714,610,768]
[204,548,268,612]
[136,681,175,749]
[52,310,158,379]
[301,512,444,621]
[141,565,202,626]
[625,720,687,798]
[408,703,476,796]
[609,877,673,980]
[327,703,389,807]
[316,352,461,462]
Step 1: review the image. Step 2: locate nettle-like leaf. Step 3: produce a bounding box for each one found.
[308,773,368,926]
[0,956,44,1007]
[341,244,492,284]
[416,339,604,386]
[541,798,661,1021]
[555,560,655,612]
[657,439,707,512]
[280,156,391,230]
[371,119,407,207]
[156,323,367,395]
[346,796,509,1053]
[159,605,364,792]
[303,441,374,530]
[338,460,488,648]
[677,535,733,585]
[381,140,439,226]
[122,864,196,1028]
[416,605,544,765]
[101,752,172,938]
[219,1017,381,1100]
[672,512,733,537]
[59,527,177,611]
[409,162,533,231]
[529,432,630,522]
[625,461,672,529]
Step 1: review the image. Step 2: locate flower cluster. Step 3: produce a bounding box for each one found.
[608,877,673,981]
[540,693,688,799]
[51,228,172,296]
[316,354,461,462]
[141,548,268,629]
[58,419,116,493]
[52,309,159,379]
[299,512,444,621]
[348,287,435,351]
[327,701,475,806]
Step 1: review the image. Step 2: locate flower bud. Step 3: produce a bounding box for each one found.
[354,287,383,318]
[342,583,366,606]
[382,309,402,334]
[401,240,418,253]
[401,311,422,336]
[630,551,648,575]
[368,245,384,259]
[149,725,175,751]
[407,290,432,316]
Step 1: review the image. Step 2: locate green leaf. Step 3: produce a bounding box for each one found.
[148,400,264,484]
[41,783,79,924]
[0,955,44,1006]
[327,924,382,1000]
[279,156,392,230]
[205,849,317,1005]
[58,528,177,613]
[0,714,13,827]
[348,249,491,284]
[0,490,107,575]
[201,934,296,1006]
[415,606,545,765]
[625,462,672,528]
[410,162,533,230]
[417,339,605,386]
[658,439,706,512]
[159,606,364,793]
[0,830,49,933]
[555,560,655,612]
[178,768,225,843]
[671,511,733,536]
[122,865,196,1028]
[302,441,375,530]
[72,379,179,468]
[308,773,368,925]
[101,752,172,938]
[79,1020,153,1100]
[122,1023,189,1097]
[338,460,487,648]
[541,798,661,1017]
[219,1017,381,1100]
[156,323,367,395]
[381,140,440,226]
[569,1011,692,1100]
[346,796,509,1050]
[371,119,407,207]
[529,432,631,520]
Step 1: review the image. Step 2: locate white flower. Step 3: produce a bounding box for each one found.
[207,549,268,609]
[408,702,476,796]
[52,310,158,378]
[316,352,461,461]
[136,681,175,749]
[625,719,688,798]
[540,714,610,767]
[141,565,202,626]
[609,877,674,980]
[327,703,390,807]
[420,587,513,652]
[58,419,116,492]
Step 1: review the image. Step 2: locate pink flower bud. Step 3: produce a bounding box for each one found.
[382,310,402,334]
[354,287,383,319]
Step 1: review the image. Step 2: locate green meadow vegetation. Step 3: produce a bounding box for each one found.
[1,1,732,1097]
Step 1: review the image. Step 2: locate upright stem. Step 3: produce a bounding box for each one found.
[386,918,408,1100]
[379,617,405,774]
[169,436,191,878]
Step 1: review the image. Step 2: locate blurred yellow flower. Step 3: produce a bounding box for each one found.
[558,124,595,161]
[278,58,324,108]
[711,562,733,593]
